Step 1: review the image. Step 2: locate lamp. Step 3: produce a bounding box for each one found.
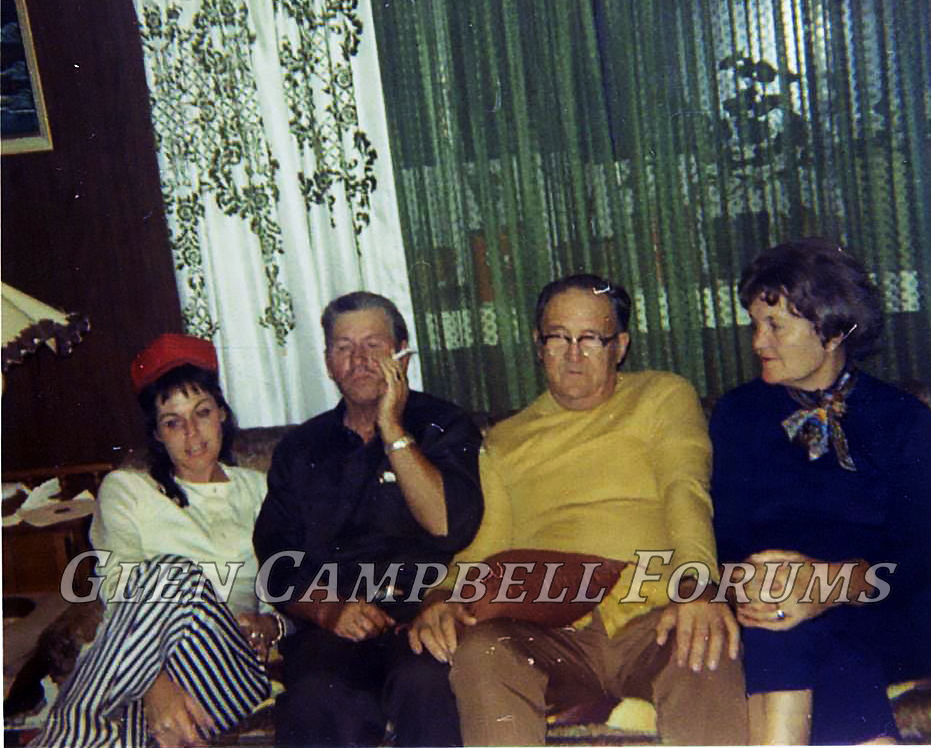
[1,282,90,373]
[0,283,91,714]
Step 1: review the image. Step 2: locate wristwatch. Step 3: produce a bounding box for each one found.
[384,434,415,455]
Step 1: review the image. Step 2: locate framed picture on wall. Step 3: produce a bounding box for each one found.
[1,0,52,155]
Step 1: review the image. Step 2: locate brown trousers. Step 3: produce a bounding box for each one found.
[449,607,749,745]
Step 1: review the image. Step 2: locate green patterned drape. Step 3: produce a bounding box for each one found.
[138,0,377,344]
[135,0,418,427]
[373,0,931,414]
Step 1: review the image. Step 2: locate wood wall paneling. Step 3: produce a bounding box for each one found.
[2,0,182,470]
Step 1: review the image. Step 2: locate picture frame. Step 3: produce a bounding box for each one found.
[1,0,52,155]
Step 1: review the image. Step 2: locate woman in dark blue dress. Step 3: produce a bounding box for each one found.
[710,238,931,744]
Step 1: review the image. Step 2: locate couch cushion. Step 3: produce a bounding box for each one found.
[231,425,297,473]
[465,549,625,628]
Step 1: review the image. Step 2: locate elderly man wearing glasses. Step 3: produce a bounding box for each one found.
[409,273,749,745]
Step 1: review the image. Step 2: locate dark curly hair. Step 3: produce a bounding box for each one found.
[136,364,238,507]
[738,237,884,361]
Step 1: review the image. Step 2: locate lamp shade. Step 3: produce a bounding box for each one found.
[1,282,90,372]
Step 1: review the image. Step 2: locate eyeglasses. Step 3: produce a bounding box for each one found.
[539,333,618,356]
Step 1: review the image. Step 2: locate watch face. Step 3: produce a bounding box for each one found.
[385,435,413,455]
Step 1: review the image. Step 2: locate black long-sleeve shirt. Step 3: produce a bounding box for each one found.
[253,391,483,621]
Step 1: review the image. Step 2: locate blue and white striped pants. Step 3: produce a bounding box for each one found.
[31,554,270,747]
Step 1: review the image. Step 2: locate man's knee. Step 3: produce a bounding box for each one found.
[276,679,385,747]
[280,667,334,701]
[449,619,545,699]
[654,649,749,744]
[450,621,516,684]
[391,651,455,693]
[385,652,462,746]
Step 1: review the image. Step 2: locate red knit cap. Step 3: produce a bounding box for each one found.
[130,333,218,394]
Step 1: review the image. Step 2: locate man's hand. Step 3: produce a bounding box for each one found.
[372,350,450,537]
[655,583,740,672]
[736,549,834,631]
[144,670,216,747]
[375,354,410,440]
[408,600,477,663]
[320,600,396,642]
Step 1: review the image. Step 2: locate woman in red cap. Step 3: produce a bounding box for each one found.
[33,334,281,747]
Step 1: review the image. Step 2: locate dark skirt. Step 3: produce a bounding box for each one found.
[742,605,899,744]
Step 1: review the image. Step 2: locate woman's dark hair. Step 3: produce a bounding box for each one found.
[321,291,409,349]
[137,364,238,507]
[738,237,884,361]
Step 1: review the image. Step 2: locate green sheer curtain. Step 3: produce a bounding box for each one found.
[372,0,930,414]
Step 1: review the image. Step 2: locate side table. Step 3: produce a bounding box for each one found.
[2,514,94,596]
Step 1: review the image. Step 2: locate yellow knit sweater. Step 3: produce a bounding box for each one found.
[452,371,719,637]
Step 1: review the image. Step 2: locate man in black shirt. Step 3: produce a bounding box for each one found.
[253,291,483,747]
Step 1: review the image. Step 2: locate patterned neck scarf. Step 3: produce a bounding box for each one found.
[781,368,858,471]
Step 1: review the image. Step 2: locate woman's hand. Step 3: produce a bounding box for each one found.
[737,550,830,630]
[144,669,216,747]
[235,613,279,660]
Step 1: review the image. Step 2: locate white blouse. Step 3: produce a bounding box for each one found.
[90,466,267,616]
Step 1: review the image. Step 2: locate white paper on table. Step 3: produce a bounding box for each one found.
[21,498,96,527]
[3,478,74,527]
[2,482,30,525]
[18,478,62,511]
[2,482,28,500]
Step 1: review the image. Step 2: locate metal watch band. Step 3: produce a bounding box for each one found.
[384,434,415,455]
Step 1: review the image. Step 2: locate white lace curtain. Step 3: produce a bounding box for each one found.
[134,0,420,426]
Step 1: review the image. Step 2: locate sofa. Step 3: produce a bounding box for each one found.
[5,399,931,745]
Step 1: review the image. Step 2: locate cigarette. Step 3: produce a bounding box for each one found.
[392,347,417,360]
